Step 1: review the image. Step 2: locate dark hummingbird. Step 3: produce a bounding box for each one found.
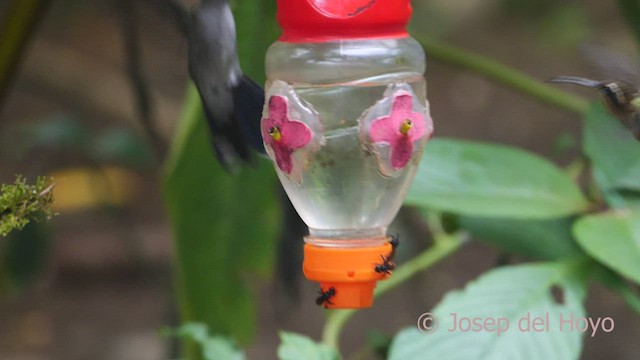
[166,0,266,169]
[548,76,640,140]
[158,0,306,299]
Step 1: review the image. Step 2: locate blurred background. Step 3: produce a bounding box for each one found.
[1,0,639,359]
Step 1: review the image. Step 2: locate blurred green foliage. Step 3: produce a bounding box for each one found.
[164,86,279,348]
[575,212,640,284]
[459,216,582,260]
[92,126,156,170]
[584,103,640,192]
[0,221,49,295]
[498,0,588,47]
[618,0,640,50]
[165,322,246,360]
[406,138,589,218]
[277,332,339,360]
[2,114,155,171]
[162,1,280,354]
[0,177,53,298]
[498,0,559,17]
[8,115,89,156]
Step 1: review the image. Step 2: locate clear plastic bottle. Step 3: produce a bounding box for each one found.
[261,0,433,308]
[266,40,428,241]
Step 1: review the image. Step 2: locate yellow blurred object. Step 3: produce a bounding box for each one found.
[48,166,138,212]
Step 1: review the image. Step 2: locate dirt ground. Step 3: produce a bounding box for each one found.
[1,0,639,359]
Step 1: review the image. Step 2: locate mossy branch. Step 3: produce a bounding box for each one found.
[0,176,55,237]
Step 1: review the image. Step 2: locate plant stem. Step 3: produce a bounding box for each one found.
[117,0,167,161]
[601,270,640,315]
[592,262,640,315]
[617,0,640,51]
[321,232,467,351]
[416,36,590,115]
[164,83,201,177]
[616,284,640,314]
[0,0,50,112]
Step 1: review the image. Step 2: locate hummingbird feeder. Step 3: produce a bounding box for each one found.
[261,0,434,308]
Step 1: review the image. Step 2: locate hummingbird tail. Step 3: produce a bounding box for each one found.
[232,75,266,155]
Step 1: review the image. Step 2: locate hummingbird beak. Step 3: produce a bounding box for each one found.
[547,76,602,88]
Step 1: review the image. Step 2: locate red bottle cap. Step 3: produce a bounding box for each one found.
[276,0,412,43]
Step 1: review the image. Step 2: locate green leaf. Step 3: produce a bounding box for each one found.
[592,167,640,210]
[233,0,278,82]
[584,103,640,192]
[389,262,588,360]
[203,337,245,360]
[172,323,210,343]
[277,332,339,360]
[169,323,246,360]
[460,216,582,260]
[406,138,589,218]
[163,86,280,345]
[573,211,640,284]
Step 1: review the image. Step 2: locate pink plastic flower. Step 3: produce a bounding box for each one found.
[369,93,428,170]
[262,95,312,174]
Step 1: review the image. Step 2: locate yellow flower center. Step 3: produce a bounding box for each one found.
[400,119,413,135]
[269,126,282,142]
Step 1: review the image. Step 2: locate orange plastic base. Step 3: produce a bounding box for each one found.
[303,239,393,309]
